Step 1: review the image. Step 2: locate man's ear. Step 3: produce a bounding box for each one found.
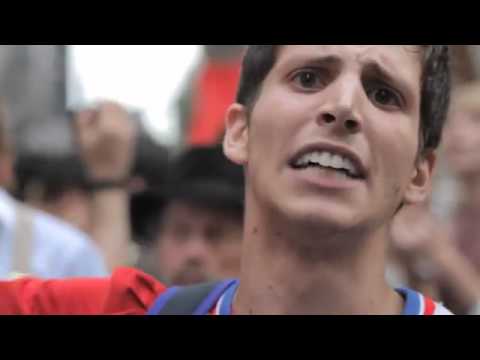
[223,103,249,166]
[403,151,436,205]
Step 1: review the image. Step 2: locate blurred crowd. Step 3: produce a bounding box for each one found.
[1,45,480,314]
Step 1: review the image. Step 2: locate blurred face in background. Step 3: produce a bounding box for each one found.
[154,200,243,286]
[443,107,480,182]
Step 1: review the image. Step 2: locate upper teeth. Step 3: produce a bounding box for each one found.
[295,151,359,176]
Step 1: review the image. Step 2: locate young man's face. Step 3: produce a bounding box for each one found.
[225,45,434,234]
[154,201,243,285]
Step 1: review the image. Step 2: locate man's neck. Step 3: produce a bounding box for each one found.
[234,208,403,315]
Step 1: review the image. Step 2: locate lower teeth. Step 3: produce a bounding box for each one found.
[310,166,351,179]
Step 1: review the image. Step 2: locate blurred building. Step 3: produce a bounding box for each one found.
[0,45,67,154]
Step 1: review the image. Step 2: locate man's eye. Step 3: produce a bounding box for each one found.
[205,226,223,246]
[368,87,402,109]
[292,70,324,90]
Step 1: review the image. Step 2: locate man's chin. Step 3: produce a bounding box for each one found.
[281,202,361,230]
[171,269,212,286]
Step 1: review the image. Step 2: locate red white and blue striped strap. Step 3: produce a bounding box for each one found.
[214,285,438,315]
[396,288,437,315]
[214,280,240,315]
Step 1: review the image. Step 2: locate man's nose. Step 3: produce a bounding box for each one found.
[316,76,364,134]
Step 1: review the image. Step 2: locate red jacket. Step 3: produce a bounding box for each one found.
[0,268,165,315]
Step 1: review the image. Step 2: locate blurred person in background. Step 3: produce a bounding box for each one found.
[14,105,144,273]
[390,82,480,315]
[177,45,245,147]
[0,102,107,279]
[133,145,244,286]
[444,82,480,272]
[73,102,140,271]
[74,100,245,286]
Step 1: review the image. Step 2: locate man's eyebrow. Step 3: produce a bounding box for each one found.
[284,54,342,68]
[363,61,415,98]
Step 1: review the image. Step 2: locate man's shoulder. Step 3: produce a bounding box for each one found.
[32,208,95,250]
[31,208,108,276]
[33,209,84,237]
[0,191,90,248]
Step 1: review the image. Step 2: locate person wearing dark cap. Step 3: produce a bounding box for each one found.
[133,145,244,286]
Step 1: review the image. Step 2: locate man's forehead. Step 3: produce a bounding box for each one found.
[277,45,422,66]
[277,45,422,73]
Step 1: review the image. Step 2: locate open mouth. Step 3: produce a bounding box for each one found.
[290,150,366,181]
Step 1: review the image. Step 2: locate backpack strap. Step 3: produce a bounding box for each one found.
[147,279,237,315]
[11,202,34,276]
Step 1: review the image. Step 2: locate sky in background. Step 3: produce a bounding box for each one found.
[67,45,201,145]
